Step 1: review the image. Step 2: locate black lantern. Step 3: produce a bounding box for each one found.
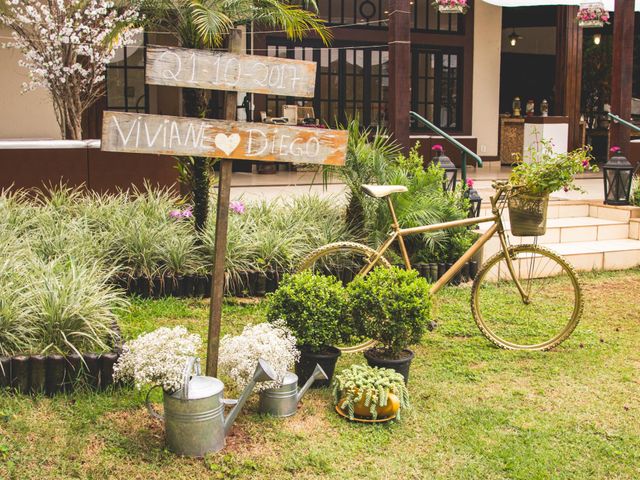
[432,150,458,192]
[603,151,634,205]
[466,187,482,218]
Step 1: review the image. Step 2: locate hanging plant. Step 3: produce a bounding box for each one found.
[431,0,469,15]
[577,2,610,28]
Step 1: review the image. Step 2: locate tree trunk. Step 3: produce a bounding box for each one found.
[182,87,211,232]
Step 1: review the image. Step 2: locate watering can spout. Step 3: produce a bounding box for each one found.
[296,364,328,403]
[223,358,277,435]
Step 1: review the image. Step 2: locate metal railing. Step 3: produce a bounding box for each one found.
[410,111,483,183]
[608,112,640,133]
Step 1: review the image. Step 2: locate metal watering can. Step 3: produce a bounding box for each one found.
[258,364,327,417]
[146,357,277,457]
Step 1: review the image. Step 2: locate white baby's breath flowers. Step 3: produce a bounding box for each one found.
[219,321,300,392]
[114,326,202,393]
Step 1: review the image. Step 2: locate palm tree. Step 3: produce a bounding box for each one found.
[136,0,330,232]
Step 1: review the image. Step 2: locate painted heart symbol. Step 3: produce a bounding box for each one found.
[214,133,241,156]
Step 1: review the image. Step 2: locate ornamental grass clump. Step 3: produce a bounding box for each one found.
[219,321,300,392]
[332,364,409,420]
[114,326,202,393]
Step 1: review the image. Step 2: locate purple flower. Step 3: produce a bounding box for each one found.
[563,186,569,193]
[230,201,245,215]
[182,207,193,218]
[169,209,182,219]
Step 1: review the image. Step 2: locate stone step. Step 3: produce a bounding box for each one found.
[478,216,630,258]
[478,201,590,219]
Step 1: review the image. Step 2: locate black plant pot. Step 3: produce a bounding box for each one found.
[64,354,82,392]
[10,355,30,393]
[203,275,212,298]
[0,356,10,389]
[461,262,470,283]
[136,276,151,298]
[182,275,195,297]
[193,275,206,298]
[429,263,438,283]
[151,276,163,299]
[437,263,446,280]
[29,355,47,394]
[295,346,341,388]
[254,273,267,297]
[83,353,101,389]
[45,354,66,396]
[469,261,479,281]
[364,348,415,384]
[100,353,118,390]
[265,269,278,293]
[172,275,183,297]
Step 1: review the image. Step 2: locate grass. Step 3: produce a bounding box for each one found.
[2,269,640,479]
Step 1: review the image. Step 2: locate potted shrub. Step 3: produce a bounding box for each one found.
[348,266,431,383]
[266,271,348,387]
[508,140,596,237]
[576,2,609,28]
[333,364,409,422]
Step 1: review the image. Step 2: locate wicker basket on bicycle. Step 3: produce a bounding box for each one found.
[507,188,550,237]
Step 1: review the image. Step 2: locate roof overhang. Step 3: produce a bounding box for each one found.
[481,0,640,11]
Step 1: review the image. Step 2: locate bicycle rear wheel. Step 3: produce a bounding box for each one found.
[297,242,391,353]
[471,244,583,351]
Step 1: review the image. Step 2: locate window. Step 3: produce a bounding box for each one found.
[312,0,463,33]
[412,49,462,130]
[106,31,148,112]
[266,42,388,128]
[266,42,461,131]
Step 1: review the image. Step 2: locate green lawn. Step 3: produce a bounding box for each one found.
[2,269,640,480]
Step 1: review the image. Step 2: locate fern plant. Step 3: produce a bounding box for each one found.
[332,364,409,420]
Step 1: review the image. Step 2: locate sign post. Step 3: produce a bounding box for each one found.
[101,30,346,377]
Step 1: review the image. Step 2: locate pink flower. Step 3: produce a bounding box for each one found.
[563,186,569,193]
[169,209,182,219]
[610,146,621,154]
[466,179,474,188]
[230,201,245,214]
[432,144,444,152]
[181,207,193,218]
[582,159,590,168]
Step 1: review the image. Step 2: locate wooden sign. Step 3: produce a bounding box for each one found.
[101,111,346,166]
[146,45,317,98]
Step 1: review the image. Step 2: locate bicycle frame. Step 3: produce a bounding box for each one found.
[360,187,529,299]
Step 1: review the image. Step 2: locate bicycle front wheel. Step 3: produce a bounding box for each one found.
[471,244,583,351]
[297,242,391,353]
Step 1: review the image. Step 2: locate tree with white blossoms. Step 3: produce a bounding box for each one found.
[0,0,140,140]
[219,321,299,392]
[113,326,202,393]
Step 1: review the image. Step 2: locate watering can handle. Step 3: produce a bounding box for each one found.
[145,385,165,422]
[179,357,202,400]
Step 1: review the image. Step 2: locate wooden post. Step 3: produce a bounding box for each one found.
[609,0,635,156]
[387,0,411,152]
[206,28,243,377]
[554,6,583,151]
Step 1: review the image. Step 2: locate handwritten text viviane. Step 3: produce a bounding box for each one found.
[102,112,346,166]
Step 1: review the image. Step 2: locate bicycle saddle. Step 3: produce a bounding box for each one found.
[361,184,408,198]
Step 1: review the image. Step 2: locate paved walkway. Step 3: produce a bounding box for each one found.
[227,163,605,204]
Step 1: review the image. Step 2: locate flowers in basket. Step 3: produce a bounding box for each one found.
[431,0,469,14]
[219,321,299,392]
[113,326,202,393]
[576,3,610,27]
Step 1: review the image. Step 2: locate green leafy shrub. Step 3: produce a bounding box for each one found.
[631,176,640,207]
[266,271,349,352]
[348,266,432,357]
[332,364,409,420]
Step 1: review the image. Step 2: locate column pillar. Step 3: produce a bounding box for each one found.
[609,0,635,156]
[387,0,411,152]
[554,6,583,151]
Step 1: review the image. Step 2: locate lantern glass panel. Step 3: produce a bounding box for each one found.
[604,168,633,205]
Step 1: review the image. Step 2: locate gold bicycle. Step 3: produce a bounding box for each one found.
[299,181,583,353]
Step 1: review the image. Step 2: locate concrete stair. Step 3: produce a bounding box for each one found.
[477,201,640,272]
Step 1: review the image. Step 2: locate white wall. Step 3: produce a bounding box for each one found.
[0,28,60,139]
[472,1,503,158]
